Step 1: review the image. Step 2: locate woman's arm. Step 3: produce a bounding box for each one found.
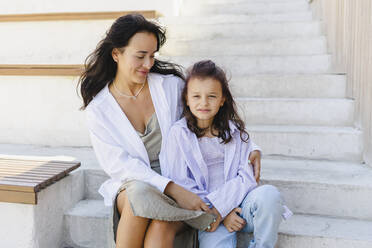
[164,182,210,212]
[249,150,261,183]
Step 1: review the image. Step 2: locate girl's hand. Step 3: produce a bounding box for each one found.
[249,150,261,183]
[205,207,222,232]
[164,182,210,212]
[223,208,246,232]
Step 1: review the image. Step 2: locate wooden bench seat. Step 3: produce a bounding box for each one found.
[0,10,159,22]
[0,157,80,204]
[0,64,83,76]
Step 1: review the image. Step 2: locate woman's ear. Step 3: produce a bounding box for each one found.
[111,48,119,62]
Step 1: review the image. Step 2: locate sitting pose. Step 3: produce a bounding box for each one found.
[161,60,292,248]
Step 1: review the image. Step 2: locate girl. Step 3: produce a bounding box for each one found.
[161,60,292,248]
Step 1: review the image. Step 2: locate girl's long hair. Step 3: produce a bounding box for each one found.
[78,14,184,109]
[182,60,249,143]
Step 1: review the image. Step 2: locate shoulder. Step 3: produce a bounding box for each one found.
[152,73,185,91]
[85,84,111,118]
[169,118,189,136]
[228,121,249,142]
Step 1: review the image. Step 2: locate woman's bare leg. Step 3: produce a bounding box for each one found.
[116,190,150,248]
[144,220,186,248]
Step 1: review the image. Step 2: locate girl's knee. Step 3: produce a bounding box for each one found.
[259,185,281,201]
[254,185,283,215]
[241,185,283,213]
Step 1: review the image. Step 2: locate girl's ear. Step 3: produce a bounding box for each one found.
[185,93,189,106]
[220,96,225,107]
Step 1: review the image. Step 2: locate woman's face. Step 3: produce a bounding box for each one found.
[112,32,157,85]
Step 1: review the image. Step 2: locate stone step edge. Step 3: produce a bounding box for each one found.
[0,64,346,76]
[65,199,372,242]
[0,11,159,22]
[82,157,371,190]
[164,35,327,44]
[247,125,360,134]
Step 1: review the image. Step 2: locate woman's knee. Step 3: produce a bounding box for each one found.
[126,180,154,196]
[116,190,129,215]
[148,220,179,235]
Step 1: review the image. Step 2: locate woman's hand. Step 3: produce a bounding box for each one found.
[249,150,261,183]
[164,182,210,212]
[223,208,246,232]
[205,207,222,232]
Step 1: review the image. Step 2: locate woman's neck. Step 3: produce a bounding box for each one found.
[113,74,145,95]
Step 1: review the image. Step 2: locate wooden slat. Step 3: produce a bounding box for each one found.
[0,166,71,174]
[0,11,159,22]
[0,181,38,192]
[0,157,80,165]
[0,64,83,76]
[0,161,79,169]
[0,190,36,204]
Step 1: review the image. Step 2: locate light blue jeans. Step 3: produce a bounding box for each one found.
[198,185,285,248]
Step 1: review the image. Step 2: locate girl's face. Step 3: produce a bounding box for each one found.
[112,32,157,85]
[186,77,225,129]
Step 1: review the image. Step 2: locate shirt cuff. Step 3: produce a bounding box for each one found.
[150,174,172,193]
[206,194,229,218]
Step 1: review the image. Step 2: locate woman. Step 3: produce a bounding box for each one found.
[79,14,262,248]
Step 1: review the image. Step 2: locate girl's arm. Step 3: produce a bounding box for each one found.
[206,138,258,218]
[160,126,211,210]
[87,109,171,193]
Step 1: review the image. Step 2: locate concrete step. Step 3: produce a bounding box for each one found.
[0,20,113,64]
[0,75,358,151]
[248,125,362,161]
[162,36,327,56]
[182,1,310,16]
[64,199,113,248]
[0,20,322,64]
[184,0,308,5]
[159,12,314,25]
[83,157,372,220]
[229,74,346,98]
[165,54,331,74]
[166,21,322,40]
[64,199,372,248]
[236,98,354,126]
[0,75,90,147]
[262,158,372,220]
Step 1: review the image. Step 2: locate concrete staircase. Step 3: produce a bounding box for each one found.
[1,0,372,247]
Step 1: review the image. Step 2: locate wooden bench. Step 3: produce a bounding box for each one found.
[0,157,80,204]
[0,10,160,22]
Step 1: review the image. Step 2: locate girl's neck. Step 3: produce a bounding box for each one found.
[196,118,213,130]
[197,124,218,138]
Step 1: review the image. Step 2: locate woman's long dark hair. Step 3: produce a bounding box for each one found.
[78,14,184,109]
[182,60,249,143]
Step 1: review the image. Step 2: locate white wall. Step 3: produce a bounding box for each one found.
[0,0,181,16]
